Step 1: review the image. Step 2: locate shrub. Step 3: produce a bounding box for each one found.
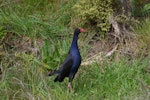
[73,0,113,32]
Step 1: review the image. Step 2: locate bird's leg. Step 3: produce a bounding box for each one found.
[68,82,73,92]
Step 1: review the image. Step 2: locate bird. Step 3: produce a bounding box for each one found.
[48,28,86,91]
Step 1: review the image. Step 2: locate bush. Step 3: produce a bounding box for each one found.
[73,0,113,32]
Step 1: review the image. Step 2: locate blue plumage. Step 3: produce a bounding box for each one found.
[48,28,86,91]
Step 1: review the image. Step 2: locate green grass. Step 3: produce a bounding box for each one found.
[0,0,150,100]
[136,18,150,35]
[135,17,150,55]
[1,54,149,100]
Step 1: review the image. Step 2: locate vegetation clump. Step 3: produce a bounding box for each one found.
[73,0,113,32]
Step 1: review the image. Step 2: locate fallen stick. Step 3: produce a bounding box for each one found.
[81,44,118,66]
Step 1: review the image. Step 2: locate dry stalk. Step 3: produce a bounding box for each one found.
[109,16,121,40]
[81,44,118,66]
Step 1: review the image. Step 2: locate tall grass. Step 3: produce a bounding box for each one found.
[1,53,149,99]
[135,18,150,55]
[0,0,75,38]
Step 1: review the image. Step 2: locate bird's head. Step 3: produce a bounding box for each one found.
[74,28,86,35]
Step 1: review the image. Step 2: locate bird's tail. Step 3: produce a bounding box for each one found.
[54,76,59,82]
[48,70,59,76]
[54,75,64,82]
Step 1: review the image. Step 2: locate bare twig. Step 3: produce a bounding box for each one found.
[115,50,134,55]
[81,44,118,66]
[81,52,103,66]
[105,44,118,57]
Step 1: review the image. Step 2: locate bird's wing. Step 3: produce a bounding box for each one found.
[54,53,73,82]
[48,52,73,76]
[58,53,73,73]
[68,56,81,82]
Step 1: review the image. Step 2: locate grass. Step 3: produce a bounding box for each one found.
[135,17,150,55]
[1,54,149,100]
[0,0,150,100]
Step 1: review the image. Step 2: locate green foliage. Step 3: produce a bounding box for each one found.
[136,18,150,34]
[0,26,7,42]
[141,3,150,15]
[41,39,71,70]
[73,0,113,33]
[131,0,150,17]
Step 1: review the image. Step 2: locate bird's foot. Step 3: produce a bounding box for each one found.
[68,82,73,92]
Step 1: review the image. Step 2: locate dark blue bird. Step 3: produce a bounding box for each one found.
[48,28,86,91]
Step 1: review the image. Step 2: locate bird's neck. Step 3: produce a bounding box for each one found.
[71,33,79,48]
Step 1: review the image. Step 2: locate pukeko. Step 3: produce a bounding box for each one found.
[48,28,86,91]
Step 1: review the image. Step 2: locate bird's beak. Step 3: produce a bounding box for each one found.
[79,28,86,33]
